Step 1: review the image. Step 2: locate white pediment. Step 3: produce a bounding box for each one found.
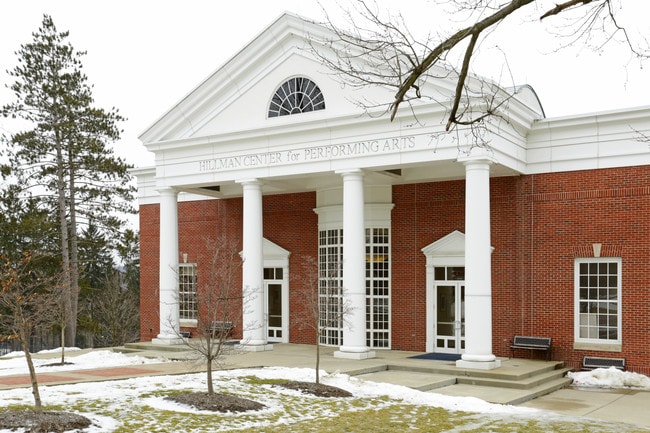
[421,230,465,258]
[263,238,290,261]
[139,13,456,146]
[139,13,395,144]
[421,230,494,267]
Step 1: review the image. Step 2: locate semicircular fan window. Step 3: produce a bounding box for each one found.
[268,77,325,118]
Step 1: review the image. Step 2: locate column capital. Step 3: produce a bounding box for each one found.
[237,178,263,186]
[156,186,178,196]
[335,168,365,178]
[457,147,495,166]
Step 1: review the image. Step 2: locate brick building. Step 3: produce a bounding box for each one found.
[134,14,650,373]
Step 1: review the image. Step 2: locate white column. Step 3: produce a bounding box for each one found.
[334,169,375,360]
[456,147,500,370]
[238,179,272,351]
[153,187,184,345]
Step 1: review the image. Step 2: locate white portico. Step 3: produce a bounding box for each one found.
[135,13,545,367]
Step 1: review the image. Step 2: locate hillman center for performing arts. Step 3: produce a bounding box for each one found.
[133,13,650,373]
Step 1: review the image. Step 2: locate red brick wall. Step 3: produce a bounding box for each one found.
[139,166,650,373]
[391,181,466,351]
[139,192,317,343]
[490,176,526,358]
[178,199,243,338]
[518,166,650,374]
[140,198,244,341]
[391,177,524,354]
[139,204,160,342]
[390,167,650,373]
[263,192,318,344]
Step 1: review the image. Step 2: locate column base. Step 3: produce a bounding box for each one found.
[334,350,376,360]
[456,358,502,370]
[152,335,185,345]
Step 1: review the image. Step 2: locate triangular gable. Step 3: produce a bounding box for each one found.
[239,238,290,269]
[139,13,387,144]
[421,230,495,267]
[263,238,290,261]
[138,13,455,146]
[421,230,465,261]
